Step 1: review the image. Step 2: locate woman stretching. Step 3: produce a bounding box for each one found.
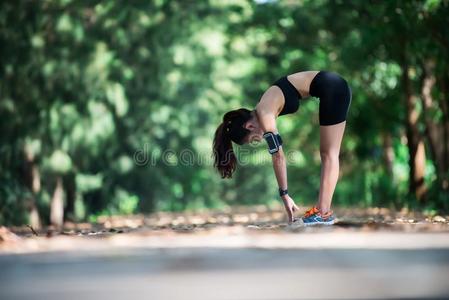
[212,71,352,226]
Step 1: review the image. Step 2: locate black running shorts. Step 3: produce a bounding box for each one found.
[309,71,352,126]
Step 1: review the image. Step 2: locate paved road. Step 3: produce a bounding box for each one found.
[1,246,449,300]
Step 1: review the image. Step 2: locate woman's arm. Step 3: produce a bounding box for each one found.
[272,147,287,190]
[272,148,299,223]
[256,109,299,223]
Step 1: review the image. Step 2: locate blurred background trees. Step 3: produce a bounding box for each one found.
[1,0,448,227]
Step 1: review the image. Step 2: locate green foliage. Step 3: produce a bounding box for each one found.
[1,0,448,225]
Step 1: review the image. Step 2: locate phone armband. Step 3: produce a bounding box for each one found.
[263,131,283,154]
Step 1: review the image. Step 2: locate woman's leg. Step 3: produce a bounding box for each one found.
[317,121,346,214]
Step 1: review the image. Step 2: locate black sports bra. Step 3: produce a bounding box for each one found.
[273,76,302,116]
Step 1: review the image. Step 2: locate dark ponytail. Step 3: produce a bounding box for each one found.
[212,108,253,178]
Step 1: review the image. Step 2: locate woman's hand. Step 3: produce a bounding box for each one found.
[281,195,299,223]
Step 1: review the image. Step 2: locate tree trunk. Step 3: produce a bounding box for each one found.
[50,176,64,228]
[23,144,41,230]
[401,59,427,200]
[63,172,76,222]
[420,59,447,187]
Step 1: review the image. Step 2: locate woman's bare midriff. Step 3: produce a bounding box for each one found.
[287,71,320,98]
[256,71,321,118]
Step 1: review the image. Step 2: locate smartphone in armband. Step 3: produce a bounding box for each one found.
[263,132,282,154]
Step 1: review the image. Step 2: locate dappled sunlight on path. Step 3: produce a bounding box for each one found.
[2,206,449,300]
[2,205,449,254]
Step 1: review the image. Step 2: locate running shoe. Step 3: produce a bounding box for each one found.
[302,209,335,226]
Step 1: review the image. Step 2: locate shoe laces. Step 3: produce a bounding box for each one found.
[304,206,319,218]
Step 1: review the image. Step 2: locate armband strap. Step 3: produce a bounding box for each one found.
[263,131,283,154]
[276,133,283,146]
